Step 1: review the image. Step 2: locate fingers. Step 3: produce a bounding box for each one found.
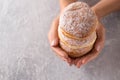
[69,59,77,66]
[95,22,105,51]
[73,48,98,68]
[81,49,98,65]
[74,22,106,68]
[77,60,82,68]
[48,16,72,64]
[48,16,59,47]
[80,22,105,65]
[74,58,82,68]
[51,46,71,63]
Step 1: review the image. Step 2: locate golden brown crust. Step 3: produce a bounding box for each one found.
[59,21,97,40]
[60,41,93,58]
[59,2,97,38]
[58,27,97,49]
[58,2,98,58]
[59,36,96,49]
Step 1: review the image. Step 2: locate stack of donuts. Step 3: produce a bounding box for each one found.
[58,2,98,58]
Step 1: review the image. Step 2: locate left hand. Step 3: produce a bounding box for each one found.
[73,21,105,68]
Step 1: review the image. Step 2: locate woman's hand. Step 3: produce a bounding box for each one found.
[73,21,105,68]
[73,0,120,68]
[48,15,105,68]
[48,0,120,68]
[48,16,72,65]
[48,0,78,66]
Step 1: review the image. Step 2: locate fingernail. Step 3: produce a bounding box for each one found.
[77,64,81,68]
[51,40,56,47]
[78,61,83,68]
[96,46,100,51]
[76,61,81,68]
[63,57,67,61]
[82,60,85,64]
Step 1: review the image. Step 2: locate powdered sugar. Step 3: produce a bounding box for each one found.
[58,27,96,47]
[59,40,93,58]
[59,2,97,38]
[58,2,97,58]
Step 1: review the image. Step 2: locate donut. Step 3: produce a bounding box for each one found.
[58,2,98,58]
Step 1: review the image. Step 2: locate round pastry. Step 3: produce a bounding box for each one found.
[58,2,98,58]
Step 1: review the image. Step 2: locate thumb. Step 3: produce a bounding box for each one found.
[48,16,59,47]
[51,38,59,47]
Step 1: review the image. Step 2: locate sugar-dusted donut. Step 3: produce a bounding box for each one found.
[58,2,98,58]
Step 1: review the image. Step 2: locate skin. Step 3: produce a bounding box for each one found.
[48,0,120,68]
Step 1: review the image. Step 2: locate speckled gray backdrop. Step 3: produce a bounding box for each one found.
[0,0,120,80]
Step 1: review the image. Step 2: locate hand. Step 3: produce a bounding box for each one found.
[73,21,105,68]
[48,16,72,65]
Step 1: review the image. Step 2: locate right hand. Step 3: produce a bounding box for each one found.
[73,21,105,68]
[48,16,72,65]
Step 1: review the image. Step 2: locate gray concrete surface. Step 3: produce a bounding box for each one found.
[0,0,120,80]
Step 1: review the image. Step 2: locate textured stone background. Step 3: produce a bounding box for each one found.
[0,0,120,80]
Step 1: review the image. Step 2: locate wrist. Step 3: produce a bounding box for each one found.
[92,0,120,20]
[59,0,77,12]
[91,6,103,20]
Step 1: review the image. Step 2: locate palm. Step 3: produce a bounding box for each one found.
[48,16,105,68]
[72,22,105,68]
